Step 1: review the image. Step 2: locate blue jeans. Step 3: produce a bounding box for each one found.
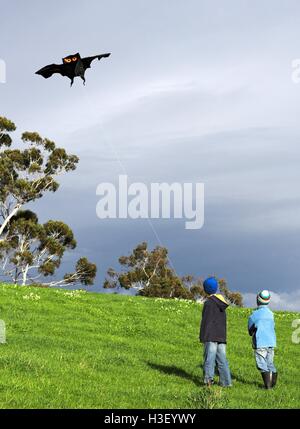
[255,347,276,373]
[203,342,232,386]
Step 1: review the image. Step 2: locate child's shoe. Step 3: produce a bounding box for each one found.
[261,372,272,389]
[204,379,214,387]
[271,372,278,388]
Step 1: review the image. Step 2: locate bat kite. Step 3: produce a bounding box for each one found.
[35,52,111,86]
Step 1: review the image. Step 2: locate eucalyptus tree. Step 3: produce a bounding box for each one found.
[104,241,243,305]
[0,116,78,240]
[104,241,193,299]
[0,210,97,286]
[0,117,97,287]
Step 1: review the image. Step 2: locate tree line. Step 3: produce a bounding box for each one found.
[104,241,243,306]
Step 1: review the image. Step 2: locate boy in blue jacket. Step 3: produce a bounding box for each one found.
[248,290,277,389]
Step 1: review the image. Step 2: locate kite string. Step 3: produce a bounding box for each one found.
[82,89,179,276]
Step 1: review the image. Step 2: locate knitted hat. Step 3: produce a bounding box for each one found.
[257,290,271,306]
[203,277,218,295]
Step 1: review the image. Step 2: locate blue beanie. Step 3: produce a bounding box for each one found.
[203,277,218,295]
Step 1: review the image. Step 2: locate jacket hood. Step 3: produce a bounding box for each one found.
[209,294,229,310]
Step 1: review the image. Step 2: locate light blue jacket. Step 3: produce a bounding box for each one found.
[248,306,276,349]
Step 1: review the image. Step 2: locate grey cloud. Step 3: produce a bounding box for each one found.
[2,0,300,309]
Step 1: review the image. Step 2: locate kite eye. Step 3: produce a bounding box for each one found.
[64,58,72,63]
[72,57,78,62]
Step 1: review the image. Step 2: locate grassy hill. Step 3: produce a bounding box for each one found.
[0,283,299,409]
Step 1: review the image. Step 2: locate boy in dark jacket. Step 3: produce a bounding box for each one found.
[248,290,277,389]
[199,277,232,387]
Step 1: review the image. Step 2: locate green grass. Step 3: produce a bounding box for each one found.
[0,283,299,409]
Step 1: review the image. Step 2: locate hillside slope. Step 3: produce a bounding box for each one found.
[0,284,299,409]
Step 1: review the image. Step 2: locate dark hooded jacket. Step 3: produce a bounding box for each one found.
[199,294,229,343]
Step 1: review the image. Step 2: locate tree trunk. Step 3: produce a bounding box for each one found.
[22,265,29,286]
[0,204,21,239]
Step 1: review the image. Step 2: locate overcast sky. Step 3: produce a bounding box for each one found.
[1,0,300,310]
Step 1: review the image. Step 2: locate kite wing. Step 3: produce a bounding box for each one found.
[35,63,70,79]
[81,53,111,69]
